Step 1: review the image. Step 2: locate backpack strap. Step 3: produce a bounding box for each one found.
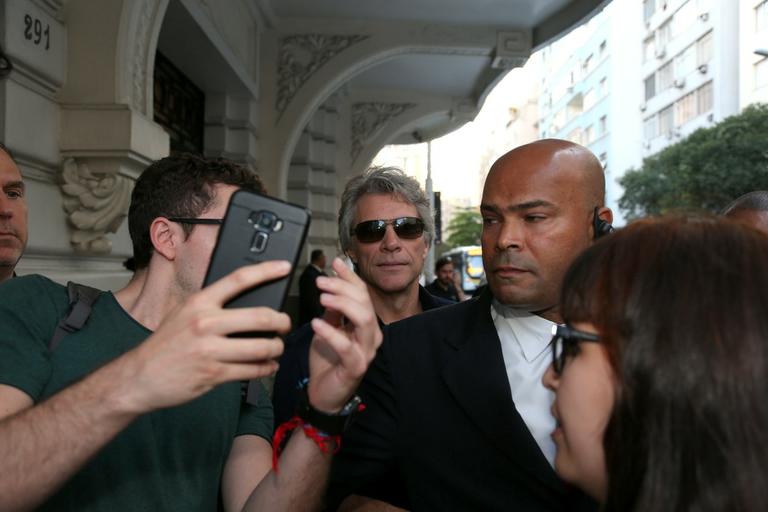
[49,282,102,351]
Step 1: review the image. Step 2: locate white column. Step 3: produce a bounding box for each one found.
[425,141,435,284]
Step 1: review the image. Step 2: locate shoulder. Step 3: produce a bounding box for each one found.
[388,296,479,338]
[0,274,66,309]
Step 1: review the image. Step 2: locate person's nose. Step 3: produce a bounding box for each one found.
[0,196,12,219]
[542,363,559,391]
[380,224,401,252]
[496,219,524,251]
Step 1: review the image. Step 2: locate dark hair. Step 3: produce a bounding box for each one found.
[128,153,265,269]
[435,256,453,273]
[561,215,768,512]
[310,249,324,262]
[722,190,768,215]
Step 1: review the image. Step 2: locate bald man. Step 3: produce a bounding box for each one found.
[0,144,28,283]
[722,191,768,235]
[328,140,608,511]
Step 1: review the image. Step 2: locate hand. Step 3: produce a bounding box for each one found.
[117,261,293,414]
[307,258,382,413]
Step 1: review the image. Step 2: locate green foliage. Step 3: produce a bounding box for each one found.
[444,207,482,248]
[619,103,768,219]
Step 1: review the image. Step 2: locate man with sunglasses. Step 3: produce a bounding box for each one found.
[273,166,450,430]
[0,154,382,511]
[328,139,611,511]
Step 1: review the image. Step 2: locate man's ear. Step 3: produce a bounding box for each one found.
[149,217,181,262]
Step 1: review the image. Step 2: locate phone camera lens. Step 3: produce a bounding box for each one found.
[259,213,276,229]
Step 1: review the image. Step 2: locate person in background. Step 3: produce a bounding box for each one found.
[273,166,450,431]
[425,256,466,302]
[721,190,768,235]
[0,142,28,283]
[544,215,768,511]
[298,249,327,325]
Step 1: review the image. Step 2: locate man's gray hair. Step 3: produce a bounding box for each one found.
[722,191,768,215]
[338,166,434,253]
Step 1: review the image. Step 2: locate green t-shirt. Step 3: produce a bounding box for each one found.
[0,275,273,511]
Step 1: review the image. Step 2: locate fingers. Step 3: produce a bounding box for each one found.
[190,308,291,337]
[200,260,292,306]
[311,318,367,377]
[211,337,284,363]
[216,361,281,382]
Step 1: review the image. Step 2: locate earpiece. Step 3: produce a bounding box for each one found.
[592,207,614,239]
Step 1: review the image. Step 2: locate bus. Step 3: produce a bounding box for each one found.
[442,246,485,293]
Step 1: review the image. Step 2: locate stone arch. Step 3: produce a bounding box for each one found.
[116,0,170,116]
[264,25,502,197]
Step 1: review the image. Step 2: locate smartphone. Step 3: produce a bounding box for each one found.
[204,189,311,315]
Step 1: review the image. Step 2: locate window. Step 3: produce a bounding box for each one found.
[757,0,768,32]
[585,125,595,144]
[567,127,583,145]
[645,74,657,101]
[674,44,696,79]
[675,90,696,125]
[599,77,607,96]
[599,153,608,171]
[567,94,584,119]
[697,81,713,113]
[659,105,674,136]
[599,40,607,58]
[644,0,656,21]
[672,1,697,38]
[658,61,674,90]
[756,58,768,88]
[657,19,672,48]
[644,115,658,140]
[584,88,596,110]
[552,109,565,132]
[599,115,607,135]
[582,54,594,76]
[696,31,713,66]
[643,36,656,63]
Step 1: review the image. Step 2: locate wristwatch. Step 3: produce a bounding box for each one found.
[296,386,363,435]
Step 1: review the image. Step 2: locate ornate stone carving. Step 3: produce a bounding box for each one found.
[350,102,416,162]
[61,159,133,254]
[132,0,153,114]
[276,34,369,116]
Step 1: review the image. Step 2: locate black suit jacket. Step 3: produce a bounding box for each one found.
[273,287,452,427]
[298,265,325,325]
[327,289,597,511]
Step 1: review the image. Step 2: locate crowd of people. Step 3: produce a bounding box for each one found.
[1,137,767,511]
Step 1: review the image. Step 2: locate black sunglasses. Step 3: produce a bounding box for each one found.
[167,217,224,225]
[550,324,601,375]
[351,217,425,243]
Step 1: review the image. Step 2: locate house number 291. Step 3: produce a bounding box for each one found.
[23,14,51,51]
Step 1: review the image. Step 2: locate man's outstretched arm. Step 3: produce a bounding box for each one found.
[0,262,293,512]
[222,257,383,512]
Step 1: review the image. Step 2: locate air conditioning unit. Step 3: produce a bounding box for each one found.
[655,47,667,59]
[698,63,708,74]
[640,102,647,112]
[673,78,685,88]
[707,113,714,122]
[699,11,709,22]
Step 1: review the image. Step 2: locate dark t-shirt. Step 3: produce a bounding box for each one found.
[0,275,273,511]
[425,279,460,302]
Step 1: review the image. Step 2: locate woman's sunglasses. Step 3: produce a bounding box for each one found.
[351,217,425,243]
[550,324,601,375]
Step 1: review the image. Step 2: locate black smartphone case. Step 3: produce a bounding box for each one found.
[203,189,311,311]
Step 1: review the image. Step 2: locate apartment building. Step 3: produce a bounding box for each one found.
[641,0,738,155]
[537,0,643,225]
[739,0,768,107]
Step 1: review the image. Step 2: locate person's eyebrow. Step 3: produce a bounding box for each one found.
[480,199,557,213]
[3,180,24,192]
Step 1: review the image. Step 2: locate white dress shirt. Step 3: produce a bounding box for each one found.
[491,300,557,467]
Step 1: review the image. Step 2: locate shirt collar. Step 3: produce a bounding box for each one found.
[491,299,555,363]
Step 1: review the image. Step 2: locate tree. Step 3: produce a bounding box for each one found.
[444,207,482,248]
[619,103,768,220]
